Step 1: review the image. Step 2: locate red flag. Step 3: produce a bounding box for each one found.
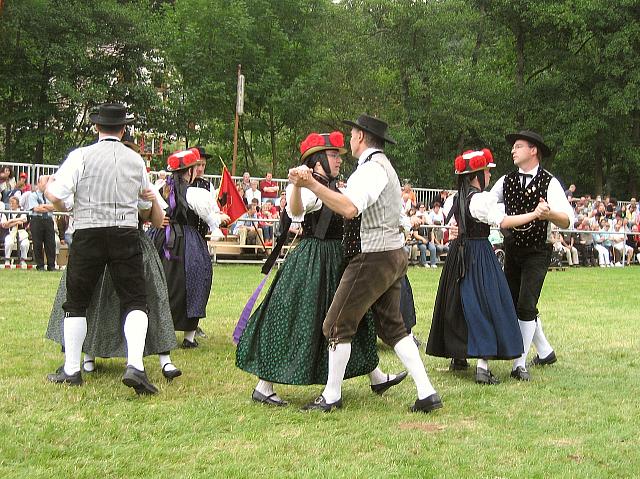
[217,165,247,223]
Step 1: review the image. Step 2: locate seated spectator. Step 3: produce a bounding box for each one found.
[4,172,28,201]
[410,218,434,268]
[257,200,276,245]
[259,172,279,202]
[245,179,262,205]
[240,171,252,192]
[592,223,612,267]
[233,202,263,246]
[1,166,17,208]
[428,203,449,259]
[1,196,29,268]
[401,191,414,215]
[402,181,417,206]
[415,203,428,220]
[561,228,579,266]
[576,218,596,266]
[431,190,449,209]
[611,218,633,266]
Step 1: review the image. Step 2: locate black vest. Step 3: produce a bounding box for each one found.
[191,177,212,239]
[503,169,552,247]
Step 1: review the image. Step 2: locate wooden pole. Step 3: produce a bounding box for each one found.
[231,64,241,176]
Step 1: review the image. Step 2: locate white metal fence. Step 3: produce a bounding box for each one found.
[1,160,633,211]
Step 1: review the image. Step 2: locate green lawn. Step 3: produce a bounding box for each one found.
[0,266,638,478]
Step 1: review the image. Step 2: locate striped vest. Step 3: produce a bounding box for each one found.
[360,153,404,253]
[72,140,147,230]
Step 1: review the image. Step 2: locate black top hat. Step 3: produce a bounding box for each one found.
[343,114,396,144]
[89,103,134,126]
[195,146,212,159]
[505,130,550,158]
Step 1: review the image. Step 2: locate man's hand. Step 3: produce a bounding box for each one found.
[219,213,231,225]
[139,188,156,202]
[535,198,551,219]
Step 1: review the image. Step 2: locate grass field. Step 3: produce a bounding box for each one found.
[0,265,638,478]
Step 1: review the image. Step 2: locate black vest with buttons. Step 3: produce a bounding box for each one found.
[503,169,553,247]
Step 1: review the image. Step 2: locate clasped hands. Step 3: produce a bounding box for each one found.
[288,166,315,187]
[534,198,552,220]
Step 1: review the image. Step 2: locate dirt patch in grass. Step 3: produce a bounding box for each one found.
[399,422,446,432]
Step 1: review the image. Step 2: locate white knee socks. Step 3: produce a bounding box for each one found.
[477,358,489,371]
[513,320,536,370]
[63,316,87,375]
[532,317,554,359]
[184,330,196,343]
[322,343,352,403]
[393,336,436,400]
[123,310,148,371]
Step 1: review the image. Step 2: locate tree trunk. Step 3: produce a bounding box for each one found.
[594,148,603,196]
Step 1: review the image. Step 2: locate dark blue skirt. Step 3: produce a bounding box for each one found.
[460,239,523,359]
[427,238,522,360]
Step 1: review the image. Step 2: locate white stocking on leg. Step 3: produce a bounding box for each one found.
[63,316,87,375]
[513,320,536,371]
[393,336,436,400]
[532,317,554,359]
[123,310,148,371]
[368,367,397,386]
[321,343,351,403]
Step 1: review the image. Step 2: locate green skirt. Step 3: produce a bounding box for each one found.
[236,237,379,385]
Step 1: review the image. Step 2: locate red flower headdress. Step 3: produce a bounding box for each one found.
[454,148,496,175]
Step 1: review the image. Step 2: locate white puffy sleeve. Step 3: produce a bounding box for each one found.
[469,191,506,227]
[285,183,322,222]
[186,187,224,233]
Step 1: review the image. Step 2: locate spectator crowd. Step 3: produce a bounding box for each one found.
[3,164,640,269]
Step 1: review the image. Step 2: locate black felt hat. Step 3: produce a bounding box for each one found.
[505,130,550,158]
[343,114,396,144]
[89,103,134,126]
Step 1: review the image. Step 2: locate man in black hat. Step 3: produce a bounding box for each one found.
[491,130,574,381]
[289,114,441,413]
[45,102,159,395]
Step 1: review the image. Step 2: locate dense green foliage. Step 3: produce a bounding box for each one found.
[0,265,639,477]
[1,0,638,196]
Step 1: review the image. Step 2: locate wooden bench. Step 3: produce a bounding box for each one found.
[207,236,298,264]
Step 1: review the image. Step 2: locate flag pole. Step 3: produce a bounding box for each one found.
[231,64,243,176]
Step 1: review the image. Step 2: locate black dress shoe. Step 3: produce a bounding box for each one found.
[301,395,343,412]
[122,366,158,395]
[371,371,408,395]
[529,351,557,367]
[449,358,470,371]
[161,363,182,380]
[181,338,198,349]
[510,366,531,381]
[410,393,443,413]
[47,366,83,386]
[475,367,500,385]
[251,389,288,407]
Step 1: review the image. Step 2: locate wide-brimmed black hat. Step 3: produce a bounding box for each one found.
[505,130,550,158]
[343,114,396,144]
[195,146,212,159]
[89,103,134,126]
